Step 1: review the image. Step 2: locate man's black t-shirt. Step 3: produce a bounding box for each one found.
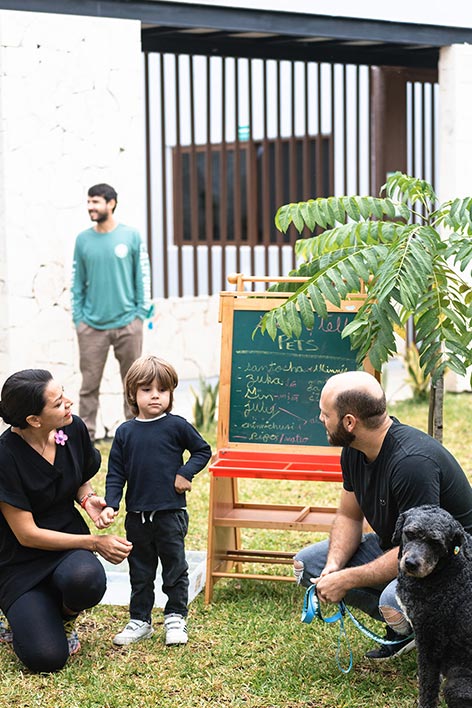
[342,417,472,550]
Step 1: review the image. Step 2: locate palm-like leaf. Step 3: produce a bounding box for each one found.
[262,173,472,396]
[275,195,409,235]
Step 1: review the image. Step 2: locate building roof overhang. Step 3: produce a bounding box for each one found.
[1,0,471,67]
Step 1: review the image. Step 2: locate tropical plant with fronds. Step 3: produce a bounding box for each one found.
[260,172,472,440]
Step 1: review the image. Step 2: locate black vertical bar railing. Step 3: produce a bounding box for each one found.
[220,56,228,292]
[144,53,154,290]
[205,56,213,295]
[159,54,169,298]
[234,59,242,272]
[275,60,283,275]
[175,54,184,297]
[247,59,256,276]
[189,55,199,295]
[262,59,270,275]
[329,64,335,197]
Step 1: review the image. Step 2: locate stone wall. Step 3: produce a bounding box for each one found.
[0,9,225,437]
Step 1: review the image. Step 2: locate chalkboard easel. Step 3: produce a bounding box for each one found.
[205,275,374,603]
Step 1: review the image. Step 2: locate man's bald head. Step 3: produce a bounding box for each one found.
[322,371,387,429]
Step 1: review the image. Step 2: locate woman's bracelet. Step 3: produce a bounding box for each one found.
[79,491,98,509]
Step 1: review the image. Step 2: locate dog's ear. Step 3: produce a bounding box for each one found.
[392,512,406,548]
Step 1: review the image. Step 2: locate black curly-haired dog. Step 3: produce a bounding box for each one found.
[393,505,472,708]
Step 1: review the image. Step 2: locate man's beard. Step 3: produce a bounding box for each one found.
[89,211,107,223]
[327,419,355,447]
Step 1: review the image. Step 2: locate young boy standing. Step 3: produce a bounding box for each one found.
[97,356,212,646]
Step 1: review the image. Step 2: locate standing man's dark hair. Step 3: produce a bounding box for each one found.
[88,183,118,211]
[71,183,151,441]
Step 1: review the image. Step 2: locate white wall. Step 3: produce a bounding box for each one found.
[439,44,472,392]
[0,9,223,437]
[439,44,472,200]
[0,11,137,431]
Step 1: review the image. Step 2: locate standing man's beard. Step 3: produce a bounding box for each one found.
[326,419,355,447]
[89,211,108,223]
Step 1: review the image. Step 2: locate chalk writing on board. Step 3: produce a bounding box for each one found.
[229,310,359,447]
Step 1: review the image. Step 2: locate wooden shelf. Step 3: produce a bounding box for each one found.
[213,502,338,531]
[205,450,344,602]
[210,448,343,481]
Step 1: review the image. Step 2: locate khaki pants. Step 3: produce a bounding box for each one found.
[76,318,143,440]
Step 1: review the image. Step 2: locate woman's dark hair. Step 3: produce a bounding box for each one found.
[0,369,53,428]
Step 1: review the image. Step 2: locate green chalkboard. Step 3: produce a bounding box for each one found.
[228,308,359,447]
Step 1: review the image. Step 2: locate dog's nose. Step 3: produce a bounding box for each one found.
[404,556,419,573]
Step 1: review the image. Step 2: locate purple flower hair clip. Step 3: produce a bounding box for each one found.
[54,430,68,446]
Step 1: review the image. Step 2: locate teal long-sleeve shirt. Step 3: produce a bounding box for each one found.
[71,223,151,330]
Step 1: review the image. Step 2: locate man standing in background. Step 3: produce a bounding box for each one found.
[71,183,151,442]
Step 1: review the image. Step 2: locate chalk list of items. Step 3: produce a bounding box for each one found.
[229,309,358,447]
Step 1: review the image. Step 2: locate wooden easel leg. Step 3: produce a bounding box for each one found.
[205,475,239,603]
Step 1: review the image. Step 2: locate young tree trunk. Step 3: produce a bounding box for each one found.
[428,374,444,442]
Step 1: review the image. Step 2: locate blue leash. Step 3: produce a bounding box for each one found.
[301,585,414,674]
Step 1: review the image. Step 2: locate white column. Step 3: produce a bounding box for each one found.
[439,43,472,199]
[0,10,145,426]
[438,43,472,391]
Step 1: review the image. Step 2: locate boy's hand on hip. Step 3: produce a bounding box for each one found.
[174,474,192,494]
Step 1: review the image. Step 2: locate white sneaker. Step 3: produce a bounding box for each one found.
[164,614,188,645]
[113,619,154,646]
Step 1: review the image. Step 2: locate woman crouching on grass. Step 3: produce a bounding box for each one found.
[0,369,132,673]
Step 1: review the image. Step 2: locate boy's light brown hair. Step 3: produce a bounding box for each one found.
[125,355,179,416]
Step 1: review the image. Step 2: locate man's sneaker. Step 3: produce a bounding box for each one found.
[365,626,415,660]
[164,614,188,645]
[67,630,81,656]
[0,617,13,644]
[113,619,154,646]
[63,616,81,656]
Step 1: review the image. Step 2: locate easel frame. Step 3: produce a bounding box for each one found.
[205,274,374,602]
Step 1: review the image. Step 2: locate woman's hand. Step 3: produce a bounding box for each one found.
[83,495,107,523]
[93,535,132,564]
[0,502,132,561]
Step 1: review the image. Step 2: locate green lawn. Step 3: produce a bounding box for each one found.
[1,393,471,707]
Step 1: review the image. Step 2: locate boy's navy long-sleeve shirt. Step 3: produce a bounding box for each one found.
[105,414,212,512]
